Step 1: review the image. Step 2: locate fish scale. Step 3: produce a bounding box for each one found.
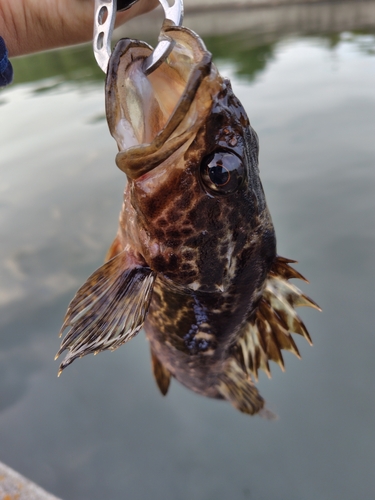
[57,18,320,416]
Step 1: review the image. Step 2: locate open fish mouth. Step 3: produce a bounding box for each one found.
[105,22,221,180]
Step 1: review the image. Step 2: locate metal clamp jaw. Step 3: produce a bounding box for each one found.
[93,0,184,74]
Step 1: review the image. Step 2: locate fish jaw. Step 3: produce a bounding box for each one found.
[105,24,219,180]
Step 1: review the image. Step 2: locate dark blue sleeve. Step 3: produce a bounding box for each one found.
[0,36,13,87]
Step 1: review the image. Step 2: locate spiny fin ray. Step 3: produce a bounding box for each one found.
[235,256,319,379]
[256,310,285,371]
[56,251,156,374]
[259,300,301,358]
[269,258,309,283]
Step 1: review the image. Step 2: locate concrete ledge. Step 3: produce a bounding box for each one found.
[117,0,375,39]
[0,462,61,500]
[182,0,366,12]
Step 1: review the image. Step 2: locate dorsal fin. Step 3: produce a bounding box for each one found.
[56,251,156,375]
[150,349,171,396]
[235,256,321,381]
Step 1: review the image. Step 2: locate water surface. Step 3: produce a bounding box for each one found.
[0,27,374,500]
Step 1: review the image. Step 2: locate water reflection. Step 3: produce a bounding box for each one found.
[10,46,103,86]
[0,26,374,500]
[8,30,375,90]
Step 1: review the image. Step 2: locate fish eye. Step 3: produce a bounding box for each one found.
[200,151,245,194]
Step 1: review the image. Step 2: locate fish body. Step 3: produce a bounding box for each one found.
[57,24,319,415]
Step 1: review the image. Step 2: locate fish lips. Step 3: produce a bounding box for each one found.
[105,24,218,181]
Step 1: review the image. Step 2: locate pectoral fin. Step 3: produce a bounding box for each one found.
[56,251,156,374]
[150,349,171,396]
[105,234,123,261]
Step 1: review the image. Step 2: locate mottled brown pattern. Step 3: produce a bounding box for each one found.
[57,24,319,416]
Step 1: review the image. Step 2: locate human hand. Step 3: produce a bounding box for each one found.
[0,0,159,57]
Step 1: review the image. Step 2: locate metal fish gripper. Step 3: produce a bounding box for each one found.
[93,0,184,74]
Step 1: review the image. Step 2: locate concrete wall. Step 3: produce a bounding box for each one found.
[183,0,359,11]
[118,0,375,39]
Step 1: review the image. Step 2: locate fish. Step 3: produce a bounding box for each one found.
[56,22,320,416]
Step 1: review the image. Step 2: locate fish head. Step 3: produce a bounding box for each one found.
[106,24,276,294]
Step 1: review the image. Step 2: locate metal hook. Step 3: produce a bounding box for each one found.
[93,0,184,74]
[143,0,184,74]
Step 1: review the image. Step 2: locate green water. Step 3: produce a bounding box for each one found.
[0,24,374,500]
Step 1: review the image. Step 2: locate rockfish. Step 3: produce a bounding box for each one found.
[56,23,319,415]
